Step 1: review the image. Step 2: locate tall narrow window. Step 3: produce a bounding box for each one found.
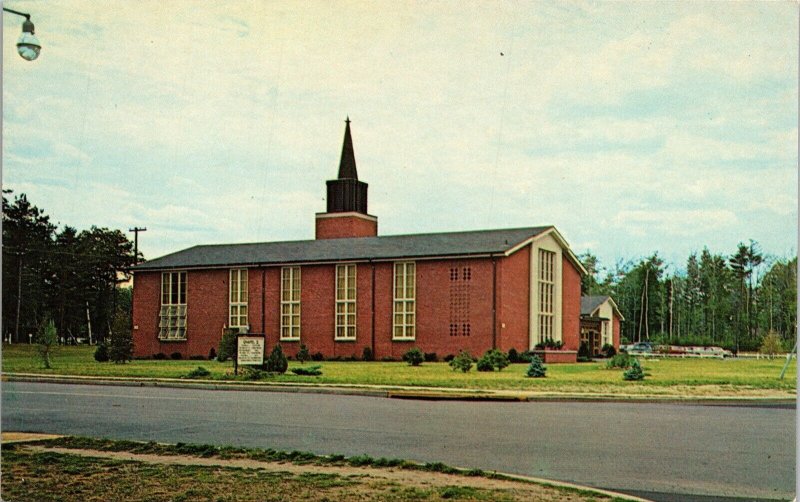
[538,250,555,343]
[229,269,248,329]
[159,271,187,340]
[335,264,357,340]
[393,262,416,340]
[281,267,301,340]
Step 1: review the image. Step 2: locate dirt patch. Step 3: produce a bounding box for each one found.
[1,432,63,443]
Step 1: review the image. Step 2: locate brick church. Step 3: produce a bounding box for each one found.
[132,120,618,362]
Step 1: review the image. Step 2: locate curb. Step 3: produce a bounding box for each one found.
[3,373,796,406]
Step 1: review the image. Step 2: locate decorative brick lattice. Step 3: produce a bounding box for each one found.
[449,266,471,336]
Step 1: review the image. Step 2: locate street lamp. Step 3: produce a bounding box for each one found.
[3,7,41,61]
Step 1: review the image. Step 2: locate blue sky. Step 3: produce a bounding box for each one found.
[3,1,797,273]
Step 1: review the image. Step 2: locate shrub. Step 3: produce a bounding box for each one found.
[606,353,636,370]
[476,349,509,371]
[170,352,183,360]
[242,367,266,380]
[217,329,237,362]
[518,350,535,363]
[311,352,324,362]
[402,347,425,366]
[208,347,217,360]
[507,348,519,363]
[602,344,616,358]
[542,337,563,350]
[623,360,645,381]
[380,356,397,362]
[186,367,211,379]
[443,354,455,362]
[449,350,473,373]
[577,342,591,362]
[109,312,133,364]
[526,355,547,378]
[476,355,494,371]
[424,352,438,363]
[153,352,167,360]
[297,344,310,364]
[488,349,509,371]
[291,365,323,376]
[264,344,288,374]
[189,355,206,360]
[760,331,783,358]
[94,343,109,362]
[36,320,58,369]
[361,346,374,362]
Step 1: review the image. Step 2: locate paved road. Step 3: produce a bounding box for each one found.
[2,382,795,501]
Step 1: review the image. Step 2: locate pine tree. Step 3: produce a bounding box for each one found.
[264,344,288,374]
[526,355,546,378]
[623,360,645,381]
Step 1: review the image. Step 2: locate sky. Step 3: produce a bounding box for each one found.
[3,1,797,274]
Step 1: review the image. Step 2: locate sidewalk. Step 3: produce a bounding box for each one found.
[4,372,796,405]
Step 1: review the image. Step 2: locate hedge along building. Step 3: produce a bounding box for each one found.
[131,119,591,361]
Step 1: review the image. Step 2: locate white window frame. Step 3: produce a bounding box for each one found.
[392,262,416,340]
[159,271,187,340]
[229,269,248,330]
[281,267,301,341]
[538,249,555,343]
[335,264,357,340]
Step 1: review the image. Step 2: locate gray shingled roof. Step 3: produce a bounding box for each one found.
[133,226,552,271]
[581,295,609,316]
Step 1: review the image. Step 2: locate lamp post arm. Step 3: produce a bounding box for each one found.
[2,7,31,20]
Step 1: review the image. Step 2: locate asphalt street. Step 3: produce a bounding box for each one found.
[2,381,795,501]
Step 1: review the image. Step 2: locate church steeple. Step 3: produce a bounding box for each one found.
[325,118,368,214]
[316,118,378,240]
[337,117,358,180]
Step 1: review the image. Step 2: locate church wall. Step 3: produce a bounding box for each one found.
[496,245,531,353]
[373,258,495,360]
[561,256,582,351]
[315,213,378,239]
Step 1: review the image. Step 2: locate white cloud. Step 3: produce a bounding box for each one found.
[2,0,796,268]
[613,209,738,237]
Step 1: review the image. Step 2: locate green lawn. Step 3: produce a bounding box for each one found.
[2,344,796,397]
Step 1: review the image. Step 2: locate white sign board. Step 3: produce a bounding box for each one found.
[237,336,265,365]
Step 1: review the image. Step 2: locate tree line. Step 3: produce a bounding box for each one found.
[580,243,797,353]
[3,191,138,343]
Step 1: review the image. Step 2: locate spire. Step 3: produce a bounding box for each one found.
[325,117,369,215]
[337,116,358,180]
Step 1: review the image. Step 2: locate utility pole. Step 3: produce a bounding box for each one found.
[128,227,146,344]
[128,227,147,264]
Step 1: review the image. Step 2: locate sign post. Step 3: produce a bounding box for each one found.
[236,334,266,375]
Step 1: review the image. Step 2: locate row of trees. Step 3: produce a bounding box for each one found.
[3,191,138,344]
[581,243,797,352]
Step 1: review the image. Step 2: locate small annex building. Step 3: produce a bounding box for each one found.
[132,120,604,362]
[579,295,624,356]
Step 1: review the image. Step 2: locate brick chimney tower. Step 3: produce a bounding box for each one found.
[315,118,378,239]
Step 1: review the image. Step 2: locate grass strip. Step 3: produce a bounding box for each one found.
[3,345,795,397]
[18,436,625,500]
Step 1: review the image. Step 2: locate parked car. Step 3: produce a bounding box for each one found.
[627,342,656,354]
